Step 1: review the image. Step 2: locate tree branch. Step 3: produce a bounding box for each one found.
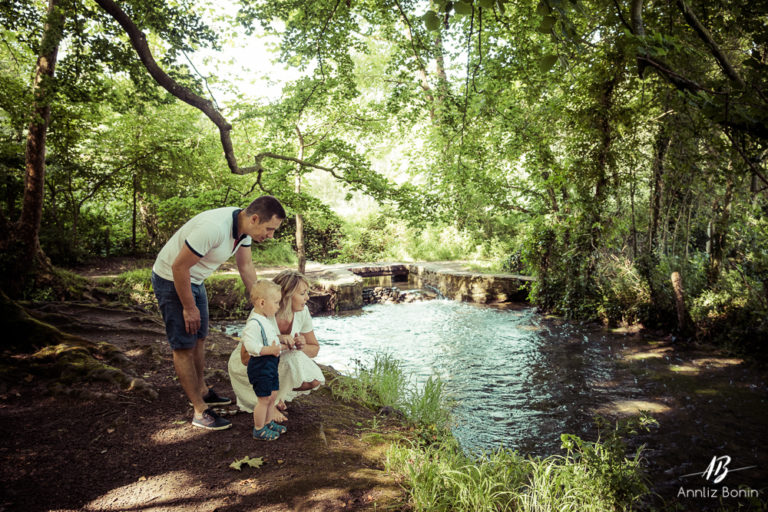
[93,0,249,175]
[393,0,434,100]
[675,0,744,88]
[253,152,364,185]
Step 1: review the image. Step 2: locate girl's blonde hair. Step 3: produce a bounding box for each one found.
[273,270,309,320]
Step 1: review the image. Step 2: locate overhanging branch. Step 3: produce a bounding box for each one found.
[93,0,248,175]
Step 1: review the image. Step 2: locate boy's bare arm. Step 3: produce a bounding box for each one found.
[260,340,281,356]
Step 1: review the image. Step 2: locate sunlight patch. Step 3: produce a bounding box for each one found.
[692,357,743,368]
[83,470,226,511]
[623,346,672,361]
[148,423,208,445]
[669,364,699,374]
[594,399,671,416]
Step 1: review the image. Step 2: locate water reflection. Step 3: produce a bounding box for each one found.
[310,300,631,456]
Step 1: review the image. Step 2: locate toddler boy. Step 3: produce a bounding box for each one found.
[242,279,288,440]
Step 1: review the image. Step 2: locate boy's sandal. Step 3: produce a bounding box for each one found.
[267,420,287,434]
[253,425,280,441]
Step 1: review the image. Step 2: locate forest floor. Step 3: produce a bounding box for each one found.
[1,258,767,511]
[0,282,408,511]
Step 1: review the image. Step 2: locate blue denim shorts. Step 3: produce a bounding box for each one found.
[247,355,280,397]
[151,272,209,350]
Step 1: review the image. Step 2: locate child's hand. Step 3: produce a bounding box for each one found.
[278,334,295,350]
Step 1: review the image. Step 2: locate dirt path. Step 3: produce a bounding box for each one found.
[0,302,405,512]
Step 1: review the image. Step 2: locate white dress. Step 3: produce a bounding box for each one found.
[227,306,325,413]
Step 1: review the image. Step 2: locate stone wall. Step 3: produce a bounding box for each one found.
[308,262,533,312]
[406,263,533,304]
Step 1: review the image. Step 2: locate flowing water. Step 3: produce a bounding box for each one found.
[311,299,635,455]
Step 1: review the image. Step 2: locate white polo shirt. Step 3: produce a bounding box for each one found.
[152,207,252,285]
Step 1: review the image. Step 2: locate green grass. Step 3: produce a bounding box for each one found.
[332,352,654,512]
[329,352,451,431]
[386,428,652,512]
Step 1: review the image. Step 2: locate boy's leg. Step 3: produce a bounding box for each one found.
[253,396,271,429]
[265,391,278,425]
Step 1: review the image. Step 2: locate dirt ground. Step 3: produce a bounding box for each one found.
[0,300,407,512]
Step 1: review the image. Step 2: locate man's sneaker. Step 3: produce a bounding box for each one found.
[203,388,232,406]
[192,408,232,430]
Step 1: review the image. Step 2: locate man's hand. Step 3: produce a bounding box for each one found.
[183,305,201,334]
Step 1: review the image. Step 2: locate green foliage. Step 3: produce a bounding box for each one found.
[385,414,654,512]
[272,207,344,263]
[250,240,298,266]
[100,268,155,309]
[690,269,768,356]
[329,352,452,431]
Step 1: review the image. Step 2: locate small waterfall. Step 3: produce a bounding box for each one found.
[423,284,446,300]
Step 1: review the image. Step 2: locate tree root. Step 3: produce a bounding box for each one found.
[1,291,157,400]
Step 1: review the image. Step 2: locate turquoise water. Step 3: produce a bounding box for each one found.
[309,299,632,455]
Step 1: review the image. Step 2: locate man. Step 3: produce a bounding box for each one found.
[151,195,286,430]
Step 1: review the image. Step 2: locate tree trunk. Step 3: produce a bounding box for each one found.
[706,172,734,285]
[670,271,694,338]
[648,127,670,253]
[132,173,138,253]
[0,0,64,296]
[295,126,306,274]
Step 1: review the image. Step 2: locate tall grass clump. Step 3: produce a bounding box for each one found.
[250,240,298,266]
[386,414,655,512]
[329,352,452,431]
[330,353,409,410]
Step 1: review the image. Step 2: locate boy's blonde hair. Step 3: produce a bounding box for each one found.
[249,279,281,305]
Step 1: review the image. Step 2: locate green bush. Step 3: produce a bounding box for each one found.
[100,268,155,308]
[250,240,298,266]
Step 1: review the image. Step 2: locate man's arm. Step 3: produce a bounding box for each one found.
[235,245,257,296]
[171,245,203,334]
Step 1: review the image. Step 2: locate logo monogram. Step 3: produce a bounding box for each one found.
[703,455,731,484]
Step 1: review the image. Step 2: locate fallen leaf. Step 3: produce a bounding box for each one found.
[229,456,264,471]
[138,476,147,481]
[172,420,187,425]
[277,459,284,464]
[107,428,115,434]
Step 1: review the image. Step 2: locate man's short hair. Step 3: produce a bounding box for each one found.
[250,279,281,304]
[245,196,286,223]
